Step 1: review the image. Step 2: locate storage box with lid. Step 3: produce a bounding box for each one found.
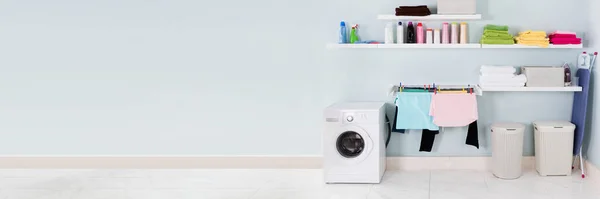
[522,66,565,87]
[533,121,575,176]
[491,122,526,179]
[437,0,476,15]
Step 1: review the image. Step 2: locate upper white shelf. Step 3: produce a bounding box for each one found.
[327,44,379,49]
[327,43,584,49]
[377,14,482,21]
[378,44,481,49]
[478,85,582,92]
[481,44,583,49]
[327,43,480,49]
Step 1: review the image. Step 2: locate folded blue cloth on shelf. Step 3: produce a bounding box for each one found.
[394,92,439,131]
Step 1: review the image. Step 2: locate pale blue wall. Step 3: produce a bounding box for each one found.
[0,0,590,156]
[585,0,600,168]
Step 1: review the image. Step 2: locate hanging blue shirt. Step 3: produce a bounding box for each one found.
[395,92,439,131]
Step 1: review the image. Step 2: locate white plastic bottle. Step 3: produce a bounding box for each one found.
[460,22,468,44]
[434,29,440,44]
[451,23,458,44]
[385,23,394,44]
[579,52,591,69]
[426,29,433,44]
[396,22,404,44]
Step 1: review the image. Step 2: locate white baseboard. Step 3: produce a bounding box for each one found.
[386,157,535,171]
[585,160,599,181]
[0,156,537,171]
[0,156,323,169]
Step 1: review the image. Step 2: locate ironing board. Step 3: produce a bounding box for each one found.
[570,68,591,178]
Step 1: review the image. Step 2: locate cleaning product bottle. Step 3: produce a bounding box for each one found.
[397,22,404,44]
[339,21,347,44]
[451,22,458,43]
[426,29,433,44]
[416,22,424,44]
[350,24,359,44]
[407,22,415,43]
[460,22,468,44]
[434,29,440,44]
[385,23,394,44]
[579,52,591,69]
[442,23,449,44]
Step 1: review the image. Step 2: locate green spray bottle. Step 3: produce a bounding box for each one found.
[350,24,359,44]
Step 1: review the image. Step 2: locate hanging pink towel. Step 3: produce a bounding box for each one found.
[430,94,478,127]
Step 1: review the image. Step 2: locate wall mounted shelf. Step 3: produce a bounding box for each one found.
[377,14,482,21]
[478,85,582,92]
[481,44,583,49]
[378,44,481,49]
[326,44,379,49]
[328,43,584,49]
[327,43,481,49]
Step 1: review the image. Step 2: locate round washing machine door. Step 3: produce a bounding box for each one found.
[333,125,373,165]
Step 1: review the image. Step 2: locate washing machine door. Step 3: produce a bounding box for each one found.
[332,125,373,165]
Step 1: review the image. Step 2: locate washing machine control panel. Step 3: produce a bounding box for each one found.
[342,112,370,124]
[346,115,354,122]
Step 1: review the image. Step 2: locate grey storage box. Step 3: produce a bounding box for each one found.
[437,0,476,14]
[522,66,565,87]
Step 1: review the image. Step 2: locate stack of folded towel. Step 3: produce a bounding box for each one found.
[480,25,515,45]
[479,66,527,87]
[549,31,582,45]
[515,31,549,48]
[395,5,432,16]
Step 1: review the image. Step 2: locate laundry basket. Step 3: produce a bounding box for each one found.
[533,121,575,176]
[491,123,525,179]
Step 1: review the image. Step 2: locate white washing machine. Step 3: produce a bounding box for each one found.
[323,102,388,184]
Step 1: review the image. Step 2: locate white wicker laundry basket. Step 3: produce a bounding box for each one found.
[491,123,525,179]
[534,121,575,176]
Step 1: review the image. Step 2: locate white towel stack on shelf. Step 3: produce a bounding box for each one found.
[479,66,528,87]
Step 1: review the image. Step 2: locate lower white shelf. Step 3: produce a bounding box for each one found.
[478,85,582,92]
[481,44,583,49]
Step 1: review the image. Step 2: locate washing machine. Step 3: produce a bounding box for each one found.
[323,102,388,184]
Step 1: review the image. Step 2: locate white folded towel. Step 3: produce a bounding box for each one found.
[479,73,516,77]
[480,74,527,84]
[480,65,517,74]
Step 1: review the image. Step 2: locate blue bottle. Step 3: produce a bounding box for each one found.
[339,21,348,44]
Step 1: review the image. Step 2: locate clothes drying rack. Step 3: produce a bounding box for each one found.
[388,83,483,96]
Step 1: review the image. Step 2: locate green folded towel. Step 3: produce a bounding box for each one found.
[480,38,515,45]
[485,24,509,31]
[484,28,508,33]
[484,29,510,35]
[482,34,514,40]
[483,32,513,38]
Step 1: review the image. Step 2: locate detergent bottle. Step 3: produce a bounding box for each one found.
[339,21,347,44]
[407,22,415,43]
[350,24,360,44]
[416,23,424,43]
